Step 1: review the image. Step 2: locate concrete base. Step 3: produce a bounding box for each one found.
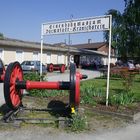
[92,108,140,122]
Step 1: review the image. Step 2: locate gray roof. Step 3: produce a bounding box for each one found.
[0,38,108,56]
[0,38,79,53]
[72,42,107,49]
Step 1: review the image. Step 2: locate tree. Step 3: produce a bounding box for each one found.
[103,9,122,56]
[123,0,140,60]
[104,0,140,61]
[0,33,4,38]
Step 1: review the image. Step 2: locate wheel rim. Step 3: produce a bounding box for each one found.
[4,62,23,110]
[60,65,65,73]
[49,64,53,72]
[75,72,80,106]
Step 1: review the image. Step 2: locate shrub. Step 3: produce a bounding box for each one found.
[68,113,87,132]
[80,84,105,105]
[120,71,135,92]
[109,91,135,106]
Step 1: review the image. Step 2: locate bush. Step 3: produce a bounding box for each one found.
[109,91,135,106]
[120,71,135,92]
[24,72,41,81]
[68,113,87,132]
[80,84,105,105]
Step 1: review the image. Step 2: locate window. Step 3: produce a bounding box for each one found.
[33,52,39,61]
[16,50,23,63]
[46,53,51,64]
[57,54,62,64]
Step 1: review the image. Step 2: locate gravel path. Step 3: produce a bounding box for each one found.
[0,121,140,140]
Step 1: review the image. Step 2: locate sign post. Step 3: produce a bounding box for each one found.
[41,15,112,105]
[106,15,112,106]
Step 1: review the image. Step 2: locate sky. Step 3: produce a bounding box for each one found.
[0,0,125,45]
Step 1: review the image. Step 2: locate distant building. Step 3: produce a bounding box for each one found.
[71,42,116,68]
[0,38,116,68]
[72,42,115,56]
[0,38,78,65]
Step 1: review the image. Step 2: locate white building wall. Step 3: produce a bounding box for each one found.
[4,50,16,65]
[16,50,24,63]
[33,51,39,61]
[46,52,51,64]
[51,54,57,64]
[24,51,33,61]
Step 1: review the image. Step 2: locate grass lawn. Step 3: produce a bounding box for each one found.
[80,74,140,105]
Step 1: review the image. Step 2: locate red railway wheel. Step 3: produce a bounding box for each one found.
[60,64,65,73]
[48,63,54,72]
[4,61,23,110]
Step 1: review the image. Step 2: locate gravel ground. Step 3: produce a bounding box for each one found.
[0,121,140,140]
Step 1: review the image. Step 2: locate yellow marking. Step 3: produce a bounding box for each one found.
[71,107,76,114]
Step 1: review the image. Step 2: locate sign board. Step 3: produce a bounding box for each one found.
[42,16,110,35]
[41,15,112,106]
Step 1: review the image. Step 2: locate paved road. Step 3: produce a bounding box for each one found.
[47,69,101,81]
[0,121,140,140]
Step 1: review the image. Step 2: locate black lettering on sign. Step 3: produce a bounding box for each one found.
[77,22,81,26]
[49,25,52,29]
[92,25,95,30]
[82,22,85,26]
[97,20,101,24]
[93,20,95,24]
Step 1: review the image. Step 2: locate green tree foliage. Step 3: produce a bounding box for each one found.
[0,33,4,38]
[104,0,140,61]
[103,9,122,56]
[123,0,140,59]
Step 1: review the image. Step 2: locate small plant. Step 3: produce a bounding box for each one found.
[24,72,41,81]
[120,71,135,92]
[80,85,105,105]
[109,91,135,106]
[68,113,87,132]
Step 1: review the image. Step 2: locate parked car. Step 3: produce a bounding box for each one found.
[21,61,47,74]
[80,61,97,70]
[115,60,135,70]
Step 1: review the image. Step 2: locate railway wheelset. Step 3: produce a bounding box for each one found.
[47,63,66,73]
[1,61,87,121]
